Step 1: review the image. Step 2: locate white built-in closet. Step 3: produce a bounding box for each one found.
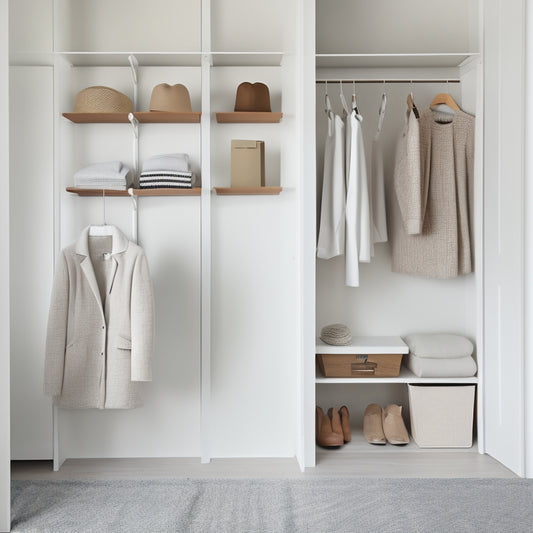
[9,0,301,469]
[4,0,529,507]
[312,0,481,460]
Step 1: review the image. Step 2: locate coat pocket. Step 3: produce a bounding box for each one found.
[116,336,132,351]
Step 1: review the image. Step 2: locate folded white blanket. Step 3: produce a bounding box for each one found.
[404,333,474,359]
[142,153,190,173]
[406,353,477,378]
[74,184,127,191]
[74,161,125,180]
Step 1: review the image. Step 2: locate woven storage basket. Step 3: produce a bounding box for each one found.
[73,86,133,113]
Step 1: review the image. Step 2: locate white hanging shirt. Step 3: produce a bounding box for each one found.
[371,99,388,244]
[317,110,346,259]
[345,109,371,287]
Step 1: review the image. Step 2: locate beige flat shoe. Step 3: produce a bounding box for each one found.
[363,403,386,445]
[339,405,351,443]
[382,404,410,445]
[316,406,344,447]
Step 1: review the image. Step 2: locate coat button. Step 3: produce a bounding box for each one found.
[100,352,104,356]
[102,326,105,329]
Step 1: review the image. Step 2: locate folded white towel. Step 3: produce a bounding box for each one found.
[75,164,130,187]
[404,333,474,359]
[74,161,124,181]
[141,153,190,173]
[406,353,477,378]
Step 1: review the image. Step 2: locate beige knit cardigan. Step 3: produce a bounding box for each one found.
[391,108,475,278]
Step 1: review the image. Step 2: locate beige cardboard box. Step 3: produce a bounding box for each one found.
[231,140,265,187]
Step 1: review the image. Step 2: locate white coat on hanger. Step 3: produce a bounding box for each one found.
[345,93,371,287]
[317,92,346,259]
[372,92,388,244]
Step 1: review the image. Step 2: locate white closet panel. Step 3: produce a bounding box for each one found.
[483,0,526,476]
[1,0,11,528]
[9,66,54,460]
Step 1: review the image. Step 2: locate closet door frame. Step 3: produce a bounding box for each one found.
[0,0,11,528]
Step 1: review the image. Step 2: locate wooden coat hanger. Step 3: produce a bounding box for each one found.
[407,92,420,119]
[430,92,460,111]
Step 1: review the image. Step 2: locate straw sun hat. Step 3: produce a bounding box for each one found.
[73,86,133,113]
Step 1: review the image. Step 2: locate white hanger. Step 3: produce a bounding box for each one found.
[339,81,350,115]
[324,80,332,115]
[351,80,360,115]
[376,87,387,134]
[89,189,114,236]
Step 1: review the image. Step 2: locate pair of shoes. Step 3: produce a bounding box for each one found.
[363,403,410,445]
[316,405,351,447]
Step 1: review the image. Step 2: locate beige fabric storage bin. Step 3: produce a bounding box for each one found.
[408,384,475,448]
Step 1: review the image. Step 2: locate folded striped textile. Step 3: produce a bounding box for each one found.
[139,182,192,189]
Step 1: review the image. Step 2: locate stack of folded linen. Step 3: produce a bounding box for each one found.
[74,161,131,190]
[139,153,196,189]
[404,333,477,377]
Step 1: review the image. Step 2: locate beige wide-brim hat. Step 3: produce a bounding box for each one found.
[234,82,272,112]
[73,86,133,113]
[149,83,192,112]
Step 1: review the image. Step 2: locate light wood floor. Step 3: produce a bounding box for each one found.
[12,442,516,480]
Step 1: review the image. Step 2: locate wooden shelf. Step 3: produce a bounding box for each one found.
[213,187,282,196]
[316,367,478,385]
[66,187,201,197]
[134,112,201,123]
[216,112,282,123]
[63,112,201,124]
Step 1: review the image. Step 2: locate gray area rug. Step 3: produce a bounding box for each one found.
[11,478,533,533]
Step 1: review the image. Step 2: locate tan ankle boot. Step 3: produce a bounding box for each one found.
[338,405,351,443]
[363,403,386,445]
[316,406,344,447]
[382,404,410,445]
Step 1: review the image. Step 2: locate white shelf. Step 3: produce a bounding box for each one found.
[316,336,408,354]
[211,52,283,67]
[56,52,203,67]
[315,53,480,69]
[316,367,479,385]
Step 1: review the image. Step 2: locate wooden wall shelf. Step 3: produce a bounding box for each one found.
[213,187,282,195]
[66,187,201,197]
[63,111,201,124]
[215,112,283,123]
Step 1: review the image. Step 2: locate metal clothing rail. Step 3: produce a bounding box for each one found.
[316,79,461,84]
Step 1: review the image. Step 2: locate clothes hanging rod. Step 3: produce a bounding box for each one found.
[316,79,461,84]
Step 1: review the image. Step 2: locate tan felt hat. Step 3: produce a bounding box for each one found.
[73,86,133,113]
[150,83,192,112]
[234,82,272,112]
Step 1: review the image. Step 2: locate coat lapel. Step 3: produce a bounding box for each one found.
[75,225,130,309]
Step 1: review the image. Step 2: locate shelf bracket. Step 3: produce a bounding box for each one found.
[128,188,138,244]
[128,54,139,111]
[128,112,140,178]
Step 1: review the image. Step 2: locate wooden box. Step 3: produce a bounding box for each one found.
[317,353,404,378]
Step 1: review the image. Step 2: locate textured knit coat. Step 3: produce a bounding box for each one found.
[44,226,154,409]
[391,108,475,278]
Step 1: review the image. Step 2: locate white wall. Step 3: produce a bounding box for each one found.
[0,0,11,527]
[316,0,478,54]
